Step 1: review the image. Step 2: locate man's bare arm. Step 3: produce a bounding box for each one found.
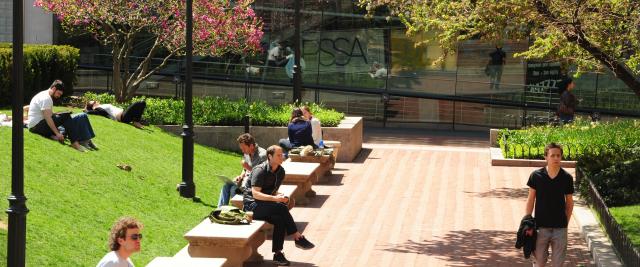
[565,194,574,222]
[43,109,63,140]
[525,188,536,216]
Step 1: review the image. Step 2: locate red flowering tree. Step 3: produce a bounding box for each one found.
[36,0,263,102]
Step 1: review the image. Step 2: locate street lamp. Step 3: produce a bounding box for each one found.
[178,0,196,199]
[7,0,29,266]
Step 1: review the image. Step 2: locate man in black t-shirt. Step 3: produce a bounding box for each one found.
[243,145,314,266]
[525,143,574,266]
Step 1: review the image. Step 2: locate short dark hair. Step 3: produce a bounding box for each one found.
[544,143,563,156]
[266,145,281,159]
[85,101,95,111]
[50,80,64,91]
[108,217,143,251]
[236,133,256,146]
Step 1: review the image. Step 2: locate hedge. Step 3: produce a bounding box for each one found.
[79,93,345,127]
[0,43,79,106]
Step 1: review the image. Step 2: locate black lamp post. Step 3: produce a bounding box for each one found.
[178,0,196,198]
[7,0,29,265]
[292,0,302,102]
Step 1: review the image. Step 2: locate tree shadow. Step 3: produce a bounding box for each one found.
[468,187,529,200]
[380,229,592,266]
[245,260,318,267]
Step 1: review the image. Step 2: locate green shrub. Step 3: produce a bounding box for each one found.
[79,93,345,127]
[577,147,640,206]
[0,43,79,106]
[498,119,640,160]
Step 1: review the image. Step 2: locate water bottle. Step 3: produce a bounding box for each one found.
[319,140,324,148]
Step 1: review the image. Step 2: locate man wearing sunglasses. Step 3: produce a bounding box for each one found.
[97,217,143,267]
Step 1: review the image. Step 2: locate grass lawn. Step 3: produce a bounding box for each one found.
[0,109,242,266]
[610,205,640,249]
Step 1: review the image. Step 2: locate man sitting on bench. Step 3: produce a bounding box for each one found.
[243,145,315,266]
[217,133,267,207]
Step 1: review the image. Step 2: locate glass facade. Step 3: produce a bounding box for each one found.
[62,0,639,129]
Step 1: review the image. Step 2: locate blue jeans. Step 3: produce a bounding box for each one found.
[217,183,238,207]
[67,113,95,142]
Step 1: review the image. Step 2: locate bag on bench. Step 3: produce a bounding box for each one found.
[208,205,250,225]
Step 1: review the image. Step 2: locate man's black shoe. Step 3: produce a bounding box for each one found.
[273,251,290,266]
[294,235,315,250]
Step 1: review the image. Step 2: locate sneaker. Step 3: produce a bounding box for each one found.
[294,235,315,250]
[272,251,290,266]
[87,140,98,150]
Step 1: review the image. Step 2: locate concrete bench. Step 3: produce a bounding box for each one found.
[281,161,320,205]
[146,256,226,267]
[182,219,266,267]
[230,184,298,210]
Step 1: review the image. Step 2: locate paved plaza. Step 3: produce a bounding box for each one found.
[248,128,594,266]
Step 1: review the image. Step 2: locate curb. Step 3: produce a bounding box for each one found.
[573,204,624,267]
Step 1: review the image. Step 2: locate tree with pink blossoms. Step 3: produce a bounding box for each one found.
[36,0,263,102]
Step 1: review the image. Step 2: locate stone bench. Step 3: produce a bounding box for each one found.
[146,256,226,267]
[230,184,298,210]
[182,219,266,267]
[281,161,320,205]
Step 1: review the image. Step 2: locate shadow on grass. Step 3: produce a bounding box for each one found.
[380,229,593,266]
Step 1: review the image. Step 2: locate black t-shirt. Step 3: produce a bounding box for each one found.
[527,167,574,228]
[489,49,506,65]
[243,160,285,204]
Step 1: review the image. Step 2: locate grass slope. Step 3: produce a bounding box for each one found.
[0,114,241,266]
[610,205,640,249]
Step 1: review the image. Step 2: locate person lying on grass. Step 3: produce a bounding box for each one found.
[85,100,146,129]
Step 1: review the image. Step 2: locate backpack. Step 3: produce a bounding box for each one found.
[208,205,249,225]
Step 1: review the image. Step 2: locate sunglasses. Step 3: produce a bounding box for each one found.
[129,233,143,241]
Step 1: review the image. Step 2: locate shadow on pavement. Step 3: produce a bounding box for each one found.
[380,229,593,266]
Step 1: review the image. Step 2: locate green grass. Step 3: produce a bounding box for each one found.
[0,110,242,266]
[610,205,640,249]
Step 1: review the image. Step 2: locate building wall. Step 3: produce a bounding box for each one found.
[0,0,52,44]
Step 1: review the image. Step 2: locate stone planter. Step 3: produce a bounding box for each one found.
[157,116,363,162]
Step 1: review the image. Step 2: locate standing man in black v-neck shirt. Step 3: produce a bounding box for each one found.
[525,143,574,267]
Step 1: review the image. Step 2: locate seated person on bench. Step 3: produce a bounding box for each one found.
[243,145,315,266]
[85,100,146,129]
[217,133,267,207]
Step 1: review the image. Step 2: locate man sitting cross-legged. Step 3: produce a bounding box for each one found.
[243,145,315,266]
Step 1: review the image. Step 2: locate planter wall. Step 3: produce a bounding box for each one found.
[157,117,363,162]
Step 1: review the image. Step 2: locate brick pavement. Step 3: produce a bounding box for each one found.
[248,129,594,266]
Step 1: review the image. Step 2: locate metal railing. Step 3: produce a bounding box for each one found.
[578,168,640,267]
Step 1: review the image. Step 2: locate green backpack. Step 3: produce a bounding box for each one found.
[208,205,249,225]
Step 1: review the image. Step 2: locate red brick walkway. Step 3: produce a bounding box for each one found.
[249,129,594,266]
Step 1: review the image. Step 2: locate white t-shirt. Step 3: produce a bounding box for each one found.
[27,90,53,128]
[96,251,134,267]
[370,68,388,79]
[268,46,282,61]
[99,104,124,121]
[310,117,322,146]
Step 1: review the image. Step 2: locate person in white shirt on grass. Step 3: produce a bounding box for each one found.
[85,100,146,129]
